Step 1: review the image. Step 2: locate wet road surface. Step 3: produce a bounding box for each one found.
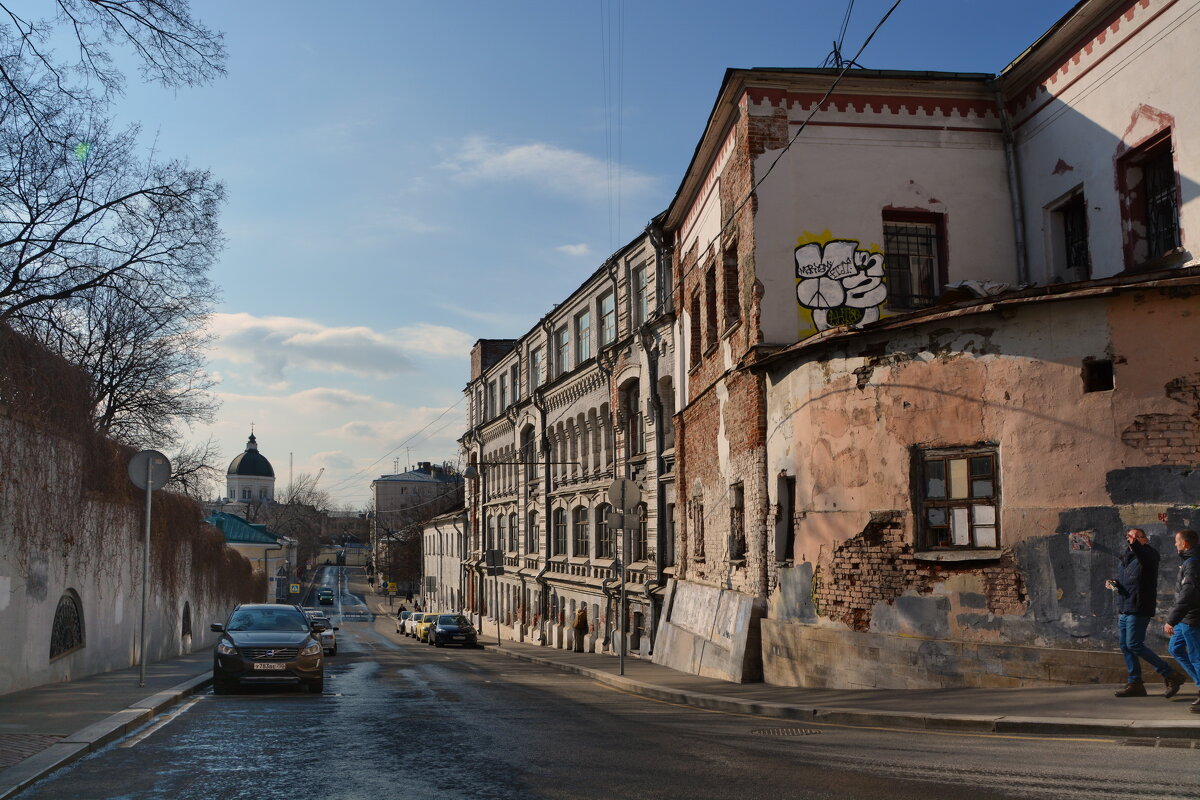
[14,567,1200,800]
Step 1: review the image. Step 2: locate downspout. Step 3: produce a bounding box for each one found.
[992,79,1029,285]
[534,316,554,642]
[637,322,665,654]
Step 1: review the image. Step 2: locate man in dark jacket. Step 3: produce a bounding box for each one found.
[1164,529,1200,713]
[1109,529,1186,697]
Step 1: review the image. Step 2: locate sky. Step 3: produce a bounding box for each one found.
[43,0,1081,508]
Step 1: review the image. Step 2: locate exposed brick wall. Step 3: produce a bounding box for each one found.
[1122,372,1200,463]
[813,515,1028,631]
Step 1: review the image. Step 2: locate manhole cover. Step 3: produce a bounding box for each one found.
[751,728,821,737]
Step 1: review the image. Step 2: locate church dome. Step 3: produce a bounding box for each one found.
[227,433,275,478]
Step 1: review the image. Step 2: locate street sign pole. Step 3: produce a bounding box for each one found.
[139,456,151,688]
[128,450,170,689]
[606,479,641,678]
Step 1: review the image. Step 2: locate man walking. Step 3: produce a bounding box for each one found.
[1165,529,1200,712]
[1108,529,1187,697]
[572,606,589,653]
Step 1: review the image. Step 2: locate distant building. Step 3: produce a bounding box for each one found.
[371,462,464,591]
[226,432,275,504]
[208,511,297,603]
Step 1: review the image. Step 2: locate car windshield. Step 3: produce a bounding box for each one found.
[226,608,310,632]
[439,615,467,626]
[399,611,411,619]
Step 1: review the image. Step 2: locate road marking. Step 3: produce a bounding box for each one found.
[591,682,1118,744]
[119,696,203,748]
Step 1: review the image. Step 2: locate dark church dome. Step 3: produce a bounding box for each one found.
[227,433,275,478]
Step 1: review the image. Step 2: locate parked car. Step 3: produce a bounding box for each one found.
[304,611,339,655]
[211,604,325,694]
[429,614,477,648]
[317,588,334,605]
[404,612,427,637]
[415,613,439,642]
[395,610,412,634]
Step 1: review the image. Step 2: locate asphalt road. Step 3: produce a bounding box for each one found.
[14,567,1200,800]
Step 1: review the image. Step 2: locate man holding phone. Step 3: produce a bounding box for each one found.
[1107,528,1186,698]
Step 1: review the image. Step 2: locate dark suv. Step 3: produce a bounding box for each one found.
[211,604,325,694]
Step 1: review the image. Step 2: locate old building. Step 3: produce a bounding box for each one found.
[371,462,463,593]
[422,508,468,611]
[660,0,1200,686]
[460,228,677,656]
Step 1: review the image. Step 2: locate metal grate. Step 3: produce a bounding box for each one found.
[751,728,822,737]
[1144,147,1180,259]
[241,647,300,660]
[50,592,84,659]
[883,221,939,309]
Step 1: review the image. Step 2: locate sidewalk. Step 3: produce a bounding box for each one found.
[372,601,1200,741]
[0,651,212,799]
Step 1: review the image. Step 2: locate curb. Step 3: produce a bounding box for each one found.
[486,645,1200,741]
[0,672,211,799]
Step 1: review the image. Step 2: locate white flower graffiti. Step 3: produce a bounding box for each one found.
[795,239,887,331]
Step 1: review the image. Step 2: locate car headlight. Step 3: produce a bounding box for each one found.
[300,641,322,656]
[216,641,237,655]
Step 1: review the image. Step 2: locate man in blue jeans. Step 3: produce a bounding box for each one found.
[1165,529,1200,713]
[1108,528,1186,697]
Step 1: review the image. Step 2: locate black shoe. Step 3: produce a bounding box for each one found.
[1164,672,1187,699]
[1115,681,1148,697]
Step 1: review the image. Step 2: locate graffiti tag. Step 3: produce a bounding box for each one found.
[795,238,887,332]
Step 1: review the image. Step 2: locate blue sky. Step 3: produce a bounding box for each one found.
[74,0,1078,507]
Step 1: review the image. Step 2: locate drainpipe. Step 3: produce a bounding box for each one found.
[992,79,1029,285]
[535,316,554,642]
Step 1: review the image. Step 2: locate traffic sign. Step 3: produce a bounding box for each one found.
[607,511,626,530]
[127,450,171,491]
[289,583,300,594]
[387,582,397,591]
[607,478,641,512]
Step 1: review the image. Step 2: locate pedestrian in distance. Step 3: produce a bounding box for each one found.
[1164,528,1200,713]
[572,607,588,653]
[1106,528,1187,697]
[406,590,413,603]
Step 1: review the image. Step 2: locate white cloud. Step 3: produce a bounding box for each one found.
[440,135,657,201]
[211,313,471,384]
[556,243,592,257]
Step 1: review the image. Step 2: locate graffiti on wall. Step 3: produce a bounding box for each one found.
[795,230,888,339]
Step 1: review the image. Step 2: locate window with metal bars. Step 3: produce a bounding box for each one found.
[918,447,1000,550]
[1144,146,1180,260]
[50,590,84,659]
[883,218,941,309]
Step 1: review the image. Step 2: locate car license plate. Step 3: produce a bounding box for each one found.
[453,636,465,640]
[252,662,286,671]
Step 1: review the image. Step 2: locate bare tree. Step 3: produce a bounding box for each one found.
[167,434,221,499]
[253,473,334,568]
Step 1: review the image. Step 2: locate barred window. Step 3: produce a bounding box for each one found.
[884,216,942,309]
[1144,145,1180,260]
[50,590,84,659]
[919,446,999,550]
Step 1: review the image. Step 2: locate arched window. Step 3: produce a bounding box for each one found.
[50,590,84,659]
[509,512,519,551]
[181,601,193,639]
[497,515,507,553]
[552,509,567,555]
[596,503,613,558]
[486,515,496,551]
[633,503,649,562]
[572,506,589,557]
[526,511,539,553]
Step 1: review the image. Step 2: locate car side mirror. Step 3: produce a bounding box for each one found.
[210,623,224,632]
[332,626,340,631]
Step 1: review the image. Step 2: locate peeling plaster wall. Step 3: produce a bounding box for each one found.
[762,287,1200,687]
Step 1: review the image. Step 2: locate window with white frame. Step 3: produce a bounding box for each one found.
[631,263,649,327]
[530,347,544,388]
[918,446,999,550]
[554,327,570,378]
[575,309,592,363]
[598,290,616,347]
[572,506,589,557]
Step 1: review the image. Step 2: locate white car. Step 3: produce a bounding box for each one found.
[305,611,339,655]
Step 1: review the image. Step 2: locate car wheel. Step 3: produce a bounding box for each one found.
[307,677,324,694]
[330,645,337,656]
[212,676,233,695]
[434,638,443,648]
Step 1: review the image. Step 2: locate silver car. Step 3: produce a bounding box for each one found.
[305,611,339,655]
